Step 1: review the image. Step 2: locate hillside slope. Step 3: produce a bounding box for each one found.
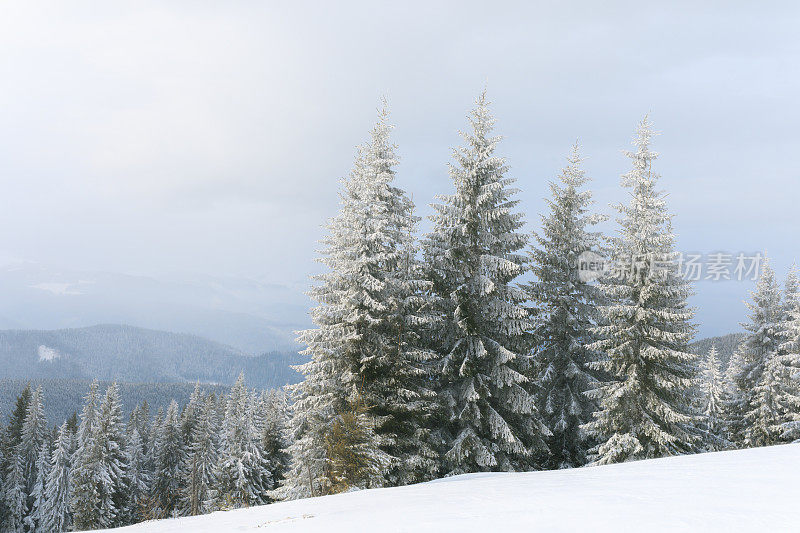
[690,332,746,369]
[107,444,800,532]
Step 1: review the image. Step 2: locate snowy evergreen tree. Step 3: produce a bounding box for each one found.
[524,143,605,468]
[779,330,800,440]
[3,454,27,533]
[774,266,800,442]
[723,346,747,446]
[281,105,432,498]
[584,117,699,464]
[213,375,270,509]
[179,385,202,452]
[699,345,729,451]
[95,383,130,528]
[257,389,290,498]
[19,387,47,513]
[129,400,152,461]
[70,381,102,531]
[277,378,332,499]
[25,440,50,532]
[731,258,784,447]
[180,394,218,516]
[125,428,150,522]
[423,92,547,474]
[336,106,439,485]
[41,422,72,533]
[152,400,184,517]
[0,386,31,531]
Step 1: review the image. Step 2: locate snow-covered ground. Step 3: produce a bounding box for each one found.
[107,444,800,532]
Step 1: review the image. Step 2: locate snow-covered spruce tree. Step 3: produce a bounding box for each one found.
[3,453,27,532]
[723,346,747,446]
[699,345,729,451]
[179,385,202,453]
[280,105,433,498]
[257,389,290,498]
[783,266,799,318]
[176,384,205,515]
[181,394,219,515]
[775,266,800,442]
[129,400,152,461]
[152,400,184,517]
[125,428,150,522]
[729,258,784,448]
[213,375,271,509]
[0,385,31,530]
[19,387,47,505]
[276,381,332,501]
[584,117,699,465]
[340,106,439,486]
[41,422,73,533]
[524,143,605,469]
[70,381,102,531]
[8,385,48,531]
[95,383,130,528]
[25,440,50,532]
[423,92,547,474]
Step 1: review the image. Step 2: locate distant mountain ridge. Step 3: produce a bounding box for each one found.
[0,262,310,353]
[0,324,307,389]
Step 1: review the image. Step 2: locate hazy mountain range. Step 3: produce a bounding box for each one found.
[0,262,310,353]
[0,324,306,389]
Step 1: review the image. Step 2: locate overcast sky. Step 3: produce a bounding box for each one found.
[0,1,798,337]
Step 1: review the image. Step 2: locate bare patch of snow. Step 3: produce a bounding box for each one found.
[37,345,63,362]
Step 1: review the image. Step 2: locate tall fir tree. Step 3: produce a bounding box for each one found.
[129,400,152,461]
[699,344,729,450]
[25,440,51,532]
[70,381,102,531]
[778,270,800,442]
[152,400,184,517]
[524,143,605,468]
[95,383,130,528]
[19,387,47,512]
[180,394,218,516]
[423,92,547,474]
[340,106,439,485]
[730,258,784,447]
[770,265,800,442]
[3,453,27,532]
[584,116,699,464]
[257,389,290,499]
[125,428,149,522]
[41,422,73,533]
[280,106,432,498]
[0,385,31,530]
[213,375,270,509]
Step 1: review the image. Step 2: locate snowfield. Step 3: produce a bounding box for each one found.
[106,444,800,532]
